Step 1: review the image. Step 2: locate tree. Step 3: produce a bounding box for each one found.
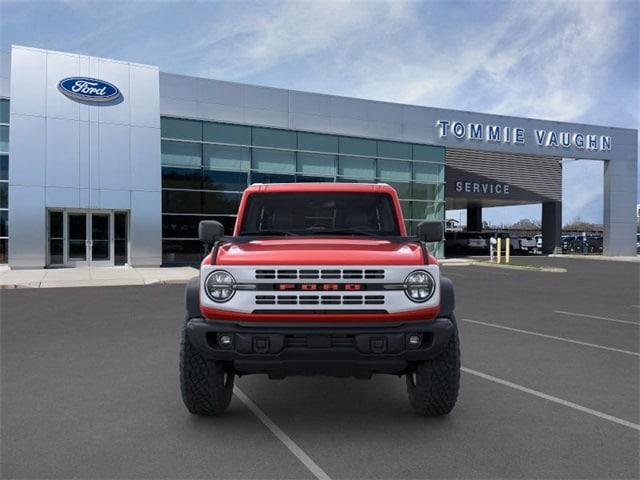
[563,216,602,232]
[509,218,540,230]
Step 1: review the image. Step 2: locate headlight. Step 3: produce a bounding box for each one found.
[205,270,236,303]
[404,270,435,302]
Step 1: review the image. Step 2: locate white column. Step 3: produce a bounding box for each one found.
[603,145,637,256]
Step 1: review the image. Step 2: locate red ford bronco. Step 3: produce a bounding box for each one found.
[180,183,460,416]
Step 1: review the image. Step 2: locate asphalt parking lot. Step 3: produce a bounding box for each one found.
[1,257,639,479]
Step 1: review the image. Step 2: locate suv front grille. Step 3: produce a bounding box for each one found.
[255,269,385,280]
[255,294,385,306]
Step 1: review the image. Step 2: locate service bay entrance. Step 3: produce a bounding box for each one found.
[47,210,129,267]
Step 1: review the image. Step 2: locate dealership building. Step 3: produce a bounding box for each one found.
[0,45,637,268]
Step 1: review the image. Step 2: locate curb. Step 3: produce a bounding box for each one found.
[438,259,476,266]
[0,278,193,289]
[471,262,566,273]
[550,254,639,263]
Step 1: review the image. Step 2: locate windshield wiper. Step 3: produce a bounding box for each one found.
[239,229,300,236]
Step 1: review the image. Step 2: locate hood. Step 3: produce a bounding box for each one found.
[215,237,425,265]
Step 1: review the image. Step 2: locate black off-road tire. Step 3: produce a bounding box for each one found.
[406,317,460,416]
[180,317,234,416]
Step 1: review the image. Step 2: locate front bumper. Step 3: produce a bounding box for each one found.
[186,317,454,378]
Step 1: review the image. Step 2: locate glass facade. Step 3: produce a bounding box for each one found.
[160,117,445,264]
[0,99,8,263]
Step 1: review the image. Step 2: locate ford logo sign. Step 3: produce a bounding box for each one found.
[58,77,121,102]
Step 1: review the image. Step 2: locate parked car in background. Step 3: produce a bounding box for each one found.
[489,232,522,254]
[533,234,543,254]
[467,232,488,252]
[518,236,537,254]
[564,234,603,254]
[444,231,487,255]
[587,235,604,254]
[562,235,575,253]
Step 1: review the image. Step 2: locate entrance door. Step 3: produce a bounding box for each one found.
[90,213,112,266]
[66,212,89,266]
[48,210,129,267]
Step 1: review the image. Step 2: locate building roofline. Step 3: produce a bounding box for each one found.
[4,44,635,134]
[159,71,637,135]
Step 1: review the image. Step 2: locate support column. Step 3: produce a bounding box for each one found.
[603,155,637,256]
[542,201,562,254]
[466,205,482,232]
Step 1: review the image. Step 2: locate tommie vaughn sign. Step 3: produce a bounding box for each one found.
[436,120,612,152]
[58,77,121,102]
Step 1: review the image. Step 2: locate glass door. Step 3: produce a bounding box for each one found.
[48,211,64,266]
[90,213,112,266]
[66,212,89,266]
[48,210,129,267]
[114,212,128,265]
[55,210,123,267]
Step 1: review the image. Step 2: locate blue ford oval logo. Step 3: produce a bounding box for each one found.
[58,77,121,102]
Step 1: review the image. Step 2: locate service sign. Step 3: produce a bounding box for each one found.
[454,180,510,196]
[58,77,121,102]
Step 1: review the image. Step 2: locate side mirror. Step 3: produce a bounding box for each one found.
[199,220,224,244]
[416,220,443,243]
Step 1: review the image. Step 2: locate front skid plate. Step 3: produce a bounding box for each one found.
[186,317,454,378]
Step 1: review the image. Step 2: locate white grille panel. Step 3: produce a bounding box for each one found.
[255,294,386,306]
[255,269,385,280]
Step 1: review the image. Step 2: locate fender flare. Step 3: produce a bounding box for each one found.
[185,276,201,318]
[439,276,455,318]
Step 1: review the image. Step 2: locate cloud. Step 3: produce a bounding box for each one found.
[343,0,628,124]
[189,0,420,82]
[1,0,636,222]
[478,1,625,122]
[172,0,633,130]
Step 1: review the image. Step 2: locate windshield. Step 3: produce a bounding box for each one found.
[239,192,401,236]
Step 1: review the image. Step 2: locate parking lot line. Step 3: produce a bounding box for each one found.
[461,318,640,357]
[554,310,640,326]
[462,367,640,431]
[234,387,331,480]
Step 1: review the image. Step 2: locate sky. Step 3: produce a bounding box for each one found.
[1,0,638,226]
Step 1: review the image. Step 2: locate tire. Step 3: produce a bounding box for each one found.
[406,317,460,416]
[180,316,234,416]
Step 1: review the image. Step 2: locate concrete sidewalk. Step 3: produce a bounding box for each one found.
[0,266,198,289]
[438,258,476,266]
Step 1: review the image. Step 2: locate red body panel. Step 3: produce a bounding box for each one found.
[216,238,424,266]
[200,305,440,323]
